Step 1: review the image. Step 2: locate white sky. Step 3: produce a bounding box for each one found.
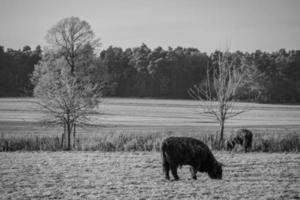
[0,0,299,53]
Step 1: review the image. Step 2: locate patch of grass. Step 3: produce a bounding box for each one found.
[1,135,62,151]
[1,129,299,152]
[252,131,300,152]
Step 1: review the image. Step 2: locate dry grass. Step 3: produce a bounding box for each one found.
[0,152,299,200]
[1,128,299,152]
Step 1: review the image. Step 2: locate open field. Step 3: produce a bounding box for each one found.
[0,152,299,200]
[0,97,300,135]
[0,99,300,199]
[0,98,299,152]
[1,98,300,127]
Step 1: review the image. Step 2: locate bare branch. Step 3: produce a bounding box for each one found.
[189,49,251,143]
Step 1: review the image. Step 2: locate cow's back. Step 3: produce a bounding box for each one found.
[161,137,213,166]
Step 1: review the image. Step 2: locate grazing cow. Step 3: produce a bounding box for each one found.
[0,139,8,152]
[225,129,253,153]
[161,137,223,181]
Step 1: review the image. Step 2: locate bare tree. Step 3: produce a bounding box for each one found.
[32,17,105,150]
[33,58,105,150]
[189,50,249,145]
[46,17,100,75]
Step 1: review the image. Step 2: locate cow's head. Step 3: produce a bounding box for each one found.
[208,161,223,179]
[225,140,234,151]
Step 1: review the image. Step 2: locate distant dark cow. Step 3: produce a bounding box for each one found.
[225,129,253,153]
[0,139,8,152]
[161,137,223,181]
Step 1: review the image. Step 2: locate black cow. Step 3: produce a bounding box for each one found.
[225,129,253,153]
[161,137,223,181]
[0,139,8,152]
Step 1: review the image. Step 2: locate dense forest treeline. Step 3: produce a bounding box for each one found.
[0,45,42,96]
[1,44,300,103]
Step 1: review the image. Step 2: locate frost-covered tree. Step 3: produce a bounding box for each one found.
[32,17,105,150]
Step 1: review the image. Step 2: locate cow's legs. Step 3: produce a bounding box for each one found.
[243,139,248,153]
[189,166,197,180]
[170,165,179,180]
[163,161,170,180]
[245,143,251,153]
[245,139,252,153]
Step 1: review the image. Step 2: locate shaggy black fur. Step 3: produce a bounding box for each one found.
[226,129,253,153]
[161,137,223,181]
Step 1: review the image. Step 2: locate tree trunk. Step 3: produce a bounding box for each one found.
[70,64,75,75]
[73,123,76,149]
[67,123,71,150]
[61,132,64,148]
[219,121,225,148]
[61,123,66,148]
